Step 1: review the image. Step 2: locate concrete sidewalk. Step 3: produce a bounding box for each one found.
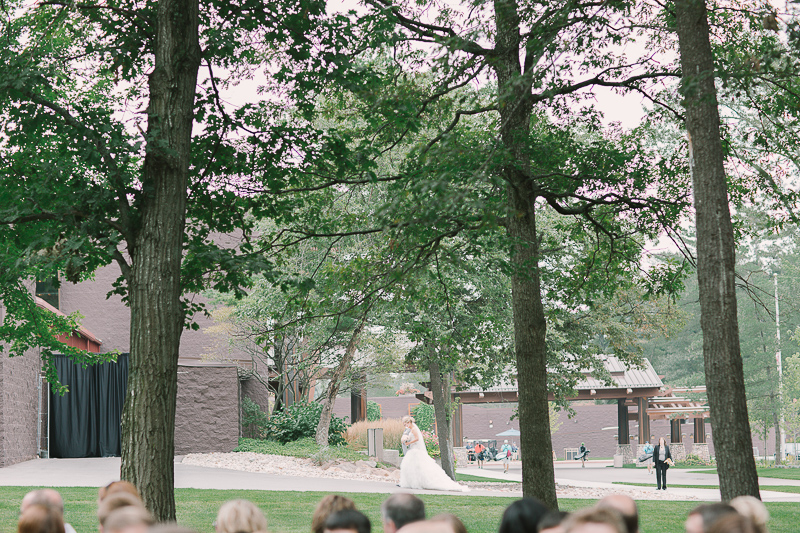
[459,460,800,503]
[2,456,797,502]
[0,457,511,497]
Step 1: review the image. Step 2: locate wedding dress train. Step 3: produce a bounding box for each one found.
[399,425,469,492]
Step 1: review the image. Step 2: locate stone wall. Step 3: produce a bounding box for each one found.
[615,443,635,464]
[58,263,251,363]
[175,364,240,455]
[241,377,271,413]
[0,346,42,467]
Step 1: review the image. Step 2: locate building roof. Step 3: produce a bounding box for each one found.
[36,296,103,345]
[575,355,664,390]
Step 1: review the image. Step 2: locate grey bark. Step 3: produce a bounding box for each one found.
[675,0,760,500]
[316,314,368,446]
[429,359,456,480]
[493,0,558,508]
[119,0,201,521]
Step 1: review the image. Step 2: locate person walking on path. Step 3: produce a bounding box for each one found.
[577,442,589,468]
[399,416,469,491]
[474,442,485,469]
[500,440,513,473]
[653,436,672,490]
[643,441,654,474]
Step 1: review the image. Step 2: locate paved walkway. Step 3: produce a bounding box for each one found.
[463,460,800,502]
[1,457,797,502]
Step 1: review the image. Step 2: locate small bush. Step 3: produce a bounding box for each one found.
[234,437,367,462]
[310,446,337,466]
[422,430,440,458]
[241,397,269,439]
[680,453,713,466]
[265,402,348,446]
[346,418,406,451]
[367,400,382,421]
[411,403,435,432]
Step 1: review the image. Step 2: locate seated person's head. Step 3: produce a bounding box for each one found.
[21,490,66,517]
[312,495,357,533]
[103,506,154,533]
[381,494,425,533]
[98,482,141,506]
[538,511,569,533]
[98,493,146,533]
[685,503,738,533]
[498,498,548,533]
[428,513,467,533]
[215,500,268,533]
[707,514,757,533]
[324,509,370,533]
[729,496,768,533]
[597,494,638,533]
[18,504,65,533]
[562,507,626,533]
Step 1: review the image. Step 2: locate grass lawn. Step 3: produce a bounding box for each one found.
[613,482,800,494]
[690,467,800,480]
[2,487,799,533]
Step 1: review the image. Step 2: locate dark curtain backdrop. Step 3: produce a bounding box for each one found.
[49,353,128,458]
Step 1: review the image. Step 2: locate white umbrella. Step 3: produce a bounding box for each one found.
[495,429,521,437]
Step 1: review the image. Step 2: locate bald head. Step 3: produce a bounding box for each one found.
[597,495,638,533]
[21,489,65,515]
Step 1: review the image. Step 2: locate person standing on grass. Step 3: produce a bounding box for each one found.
[653,436,672,491]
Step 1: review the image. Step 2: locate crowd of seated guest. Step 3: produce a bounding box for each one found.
[16,483,771,533]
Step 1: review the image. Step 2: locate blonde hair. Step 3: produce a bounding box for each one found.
[18,504,65,533]
[311,495,356,533]
[103,506,154,533]
[430,513,467,533]
[730,496,769,533]
[402,416,414,424]
[563,507,625,533]
[99,481,141,504]
[215,500,268,533]
[98,493,146,527]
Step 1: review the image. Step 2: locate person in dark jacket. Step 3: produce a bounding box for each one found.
[577,442,589,468]
[653,436,672,490]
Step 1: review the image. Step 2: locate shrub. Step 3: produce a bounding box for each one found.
[422,430,440,458]
[241,397,269,439]
[345,418,406,452]
[411,403,435,432]
[234,437,368,462]
[265,402,348,446]
[680,453,713,466]
[367,400,382,421]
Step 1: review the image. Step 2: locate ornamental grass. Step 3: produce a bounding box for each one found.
[345,418,406,452]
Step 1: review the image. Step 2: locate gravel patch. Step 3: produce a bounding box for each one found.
[181,453,700,500]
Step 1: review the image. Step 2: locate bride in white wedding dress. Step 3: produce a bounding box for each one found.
[399,416,470,492]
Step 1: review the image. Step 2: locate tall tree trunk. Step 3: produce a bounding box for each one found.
[119,0,201,521]
[675,0,760,500]
[493,0,557,509]
[429,359,456,480]
[772,391,782,465]
[316,314,368,446]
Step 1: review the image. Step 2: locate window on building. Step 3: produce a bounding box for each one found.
[36,277,60,309]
